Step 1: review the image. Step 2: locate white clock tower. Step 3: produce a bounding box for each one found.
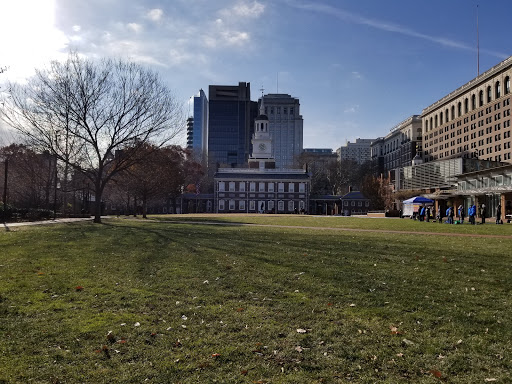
[249,94,275,169]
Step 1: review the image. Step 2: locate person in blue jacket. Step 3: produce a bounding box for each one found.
[468,204,476,225]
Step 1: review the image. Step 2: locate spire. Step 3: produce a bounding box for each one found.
[259,86,265,115]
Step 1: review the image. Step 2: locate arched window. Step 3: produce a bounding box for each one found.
[496,81,501,98]
[425,119,429,131]
[487,86,492,103]
[451,105,455,119]
[479,90,484,107]
[505,76,510,95]
[471,94,476,110]
[430,117,433,130]
[435,115,438,128]
[464,98,469,114]
[458,102,462,117]
[440,112,443,125]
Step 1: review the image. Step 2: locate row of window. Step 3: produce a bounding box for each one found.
[426,78,511,131]
[264,106,295,115]
[344,201,370,207]
[218,181,306,193]
[459,174,512,190]
[218,199,305,212]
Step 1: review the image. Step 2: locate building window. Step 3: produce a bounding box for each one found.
[288,183,295,193]
[278,182,284,192]
[479,90,484,107]
[358,201,362,207]
[351,201,355,206]
[268,183,274,192]
[288,200,295,212]
[278,200,284,211]
[229,182,235,192]
[239,182,245,192]
[458,102,462,117]
[496,81,501,98]
[259,182,265,192]
[451,105,456,119]
[249,200,255,211]
[344,201,348,206]
[487,86,492,103]
[239,200,246,210]
[219,200,225,211]
[299,183,305,193]
[250,182,256,192]
[440,111,443,125]
[365,201,369,207]
[464,98,469,114]
[218,182,225,192]
[299,200,305,211]
[505,77,510,95]
[268,200,274,211]
[229,200,235,210]
[290,107,294,115]
[471,95,476,110]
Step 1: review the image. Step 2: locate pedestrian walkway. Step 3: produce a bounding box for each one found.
[1,217,93,231]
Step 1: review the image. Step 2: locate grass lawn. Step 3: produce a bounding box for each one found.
[1,216,511,383]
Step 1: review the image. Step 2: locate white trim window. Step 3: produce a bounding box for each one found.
[239,182,245,192]
[229,182,235,192]
[218,182,225,192]
[219,200,225,211]
[250,182,256,192]
[229,199,235,210]
[259,182,266,192]
[288,183,295,193]
[278,200,284,211]
[288,200,295,211]
[268,200,274,211]
[249,200,256,211]
[299,183,305,193]
[268,183,274,192]
[239,200,246,210]
[278,182,285,192]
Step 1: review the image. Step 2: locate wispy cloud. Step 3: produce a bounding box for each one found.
[219,1,265,19]
[285,0,508,59]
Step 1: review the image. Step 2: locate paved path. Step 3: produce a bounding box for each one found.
[153,219,512,239]
[3,216,511,240]
[1,217,93,231]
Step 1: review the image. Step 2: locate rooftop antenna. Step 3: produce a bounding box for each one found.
[477,4,480,76]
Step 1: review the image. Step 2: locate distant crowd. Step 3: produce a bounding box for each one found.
[411,203,503,225]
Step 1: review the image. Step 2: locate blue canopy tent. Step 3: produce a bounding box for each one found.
[403,196,434,204]
[402,196,434,217]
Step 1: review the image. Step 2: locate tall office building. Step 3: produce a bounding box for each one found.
[191,89,208,161]
[337,138,375,164]
[261,94,303,169]
[208,82,257,168]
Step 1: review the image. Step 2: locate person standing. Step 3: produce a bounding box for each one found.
[449,206,455,224]
[469,204,476,225]
[426,206,431,222]
[496,204,502,224]
[481,204,486,224]
[458,204,465,224]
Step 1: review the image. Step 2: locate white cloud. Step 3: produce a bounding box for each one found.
[72,25,81,32]
[286,1,508,59]
[351,71,363,79]
[344,105,359,113]
[146,8,163,22]
[232,1,265,18]
[127,23,143,33]
[221,30,250,46]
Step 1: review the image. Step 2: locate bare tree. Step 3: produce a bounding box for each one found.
[0,53,183,223]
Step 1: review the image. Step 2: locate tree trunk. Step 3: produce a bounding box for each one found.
[142,195,147,219]
[93,180,103,223]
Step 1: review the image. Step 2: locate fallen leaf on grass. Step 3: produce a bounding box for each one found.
[134,322,140,327]
[75,286,83,291]
[295,346,303,353]
[485,379,497,382]
[429,369,442,378]
[212,353,221,358]
[296,328,307,334]
[390,326,401,335]
[349,303,356,307]
[117,339,127,344]
[241,370,248,376]
[237,307,244,312]
[106,331,116,343]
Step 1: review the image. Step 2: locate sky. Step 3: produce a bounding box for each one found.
[1,0,512,149]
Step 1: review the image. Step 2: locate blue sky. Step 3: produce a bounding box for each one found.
[1,0,511,149]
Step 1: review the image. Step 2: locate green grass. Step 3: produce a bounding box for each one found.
[1,216,511,383]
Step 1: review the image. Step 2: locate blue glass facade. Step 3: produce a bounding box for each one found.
[208,83,257,167]
[192,89,208,157]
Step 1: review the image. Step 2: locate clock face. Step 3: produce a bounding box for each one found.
[259,143,266,151]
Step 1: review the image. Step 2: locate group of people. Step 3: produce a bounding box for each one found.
[415,203,503,225]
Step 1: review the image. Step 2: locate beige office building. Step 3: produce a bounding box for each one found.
[422,56,512,163]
